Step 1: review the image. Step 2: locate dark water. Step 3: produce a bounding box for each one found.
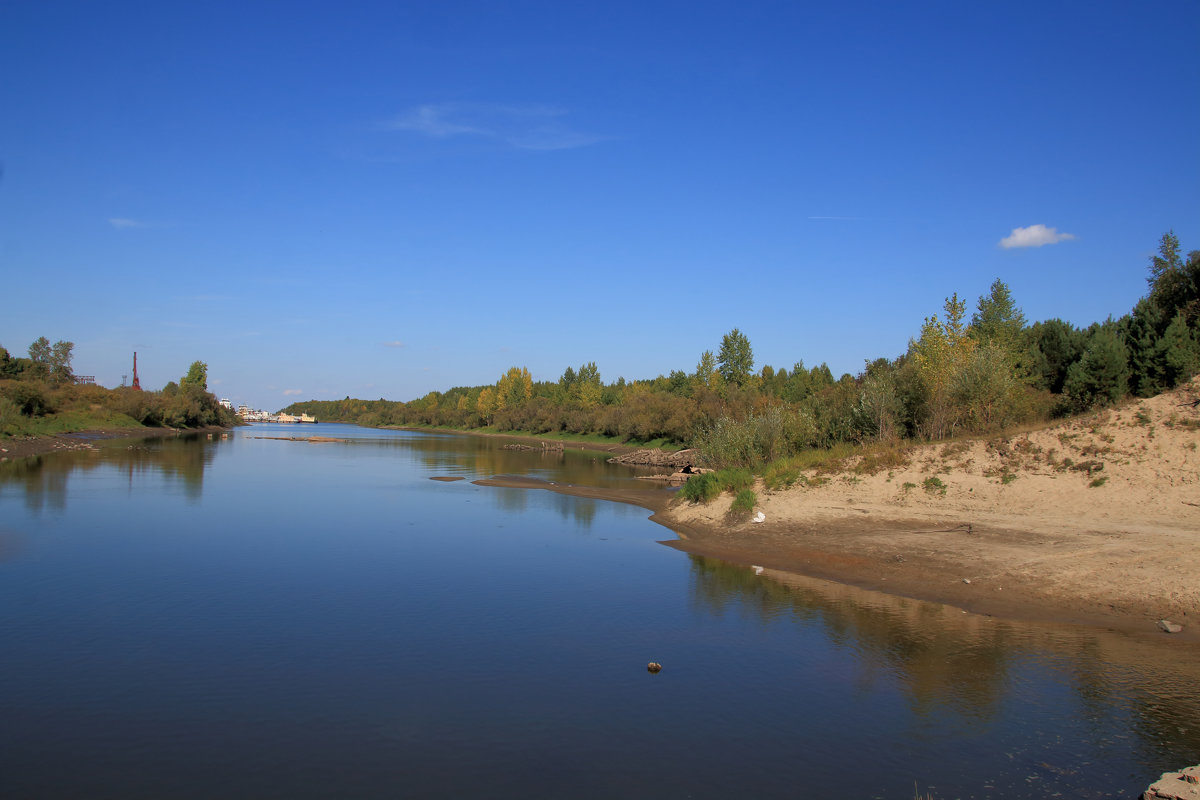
[0,424,1196,799]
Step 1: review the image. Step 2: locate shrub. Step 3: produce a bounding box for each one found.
[1089,476,1108,488]
[0,396,33,436]
[923,476,947,495]
[0,380,53,417]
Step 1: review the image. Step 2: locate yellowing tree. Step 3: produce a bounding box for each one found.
[495,366,533,410]
[476,387,497,424]
[911,293,976,438]
[572,362,602,408]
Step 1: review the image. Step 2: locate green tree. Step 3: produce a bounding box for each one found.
[49,340,74,383]
[693,350,717,389]
[26,337,51,380]
[1064,326,1129,410]
[1025,319,1082,394]
[857,358,904,441]
[971,279,1027,357]
[25,337,73,383]
[717,328,754,387]
[1158,311,1200,387]
[181,360,208,391]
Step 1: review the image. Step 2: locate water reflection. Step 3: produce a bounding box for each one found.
[244,424,659,487]
[0,433,221,511]
[688,555,1200,768]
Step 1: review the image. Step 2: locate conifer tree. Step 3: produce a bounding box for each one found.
[1064,327,1129,410]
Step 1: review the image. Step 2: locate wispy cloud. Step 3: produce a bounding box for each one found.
[383,340,406,348]
[108,217,147,229]
[998,224,1076,249]
[282,389,303,396]
[384,103,603,151]
[387,105,487,138]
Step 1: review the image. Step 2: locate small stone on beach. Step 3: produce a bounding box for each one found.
[1159,619,1183,634]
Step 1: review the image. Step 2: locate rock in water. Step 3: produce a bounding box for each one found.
[1158,619,1184,634]
[1142,764,1200,799]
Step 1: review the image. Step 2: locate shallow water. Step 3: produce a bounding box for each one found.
[1,423,1196,798]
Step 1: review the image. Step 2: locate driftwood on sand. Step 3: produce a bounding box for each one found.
[608,448,700,468]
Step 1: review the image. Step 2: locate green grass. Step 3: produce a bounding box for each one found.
[730,489,757,514]
[923,476,947,495]
[1,407,143,438]
[679,468,757,504]
[715,467,754,493]
[1089,475,1108,488]
[680,472,722,503]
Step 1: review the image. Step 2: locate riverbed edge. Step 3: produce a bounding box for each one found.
[473,475,1198,642]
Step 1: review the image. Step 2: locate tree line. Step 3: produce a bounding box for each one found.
[0,342,235,435]
[282,231,1199,466]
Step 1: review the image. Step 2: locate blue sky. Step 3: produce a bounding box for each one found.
[2,1,1198,410]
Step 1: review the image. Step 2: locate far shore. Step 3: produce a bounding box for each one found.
[0,425,231,461]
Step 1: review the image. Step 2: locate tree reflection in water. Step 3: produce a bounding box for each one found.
[687,554,1200,766]
[0,433,221,512]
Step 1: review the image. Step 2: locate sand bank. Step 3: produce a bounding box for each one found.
[482,380,1200,639]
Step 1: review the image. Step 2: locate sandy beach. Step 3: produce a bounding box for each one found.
[659,379,1200,638]
[481,379,1200,639]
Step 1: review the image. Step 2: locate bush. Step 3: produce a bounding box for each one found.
[923,476,947,495]
[693,406,815,469]
[0,380,53,417]
[0,396,33,435]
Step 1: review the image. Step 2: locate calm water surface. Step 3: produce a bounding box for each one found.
[1,424,1197,798]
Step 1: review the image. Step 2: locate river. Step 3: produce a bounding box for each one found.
[0,423,1196,798]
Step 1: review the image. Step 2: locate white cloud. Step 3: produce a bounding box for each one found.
[383,340,406,348]
[282,389,303,396]
[108,217,146,229]
[385,104,487,138]
[998,224,1076,249]
[384,103,601,151]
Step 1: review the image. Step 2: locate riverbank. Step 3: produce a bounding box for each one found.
[486,379,1200,640]
[666,381,1200,638]
[0,425,231,461]
[392,423,673,458]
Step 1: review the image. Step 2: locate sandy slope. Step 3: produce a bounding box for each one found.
[662,378,1200,633]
